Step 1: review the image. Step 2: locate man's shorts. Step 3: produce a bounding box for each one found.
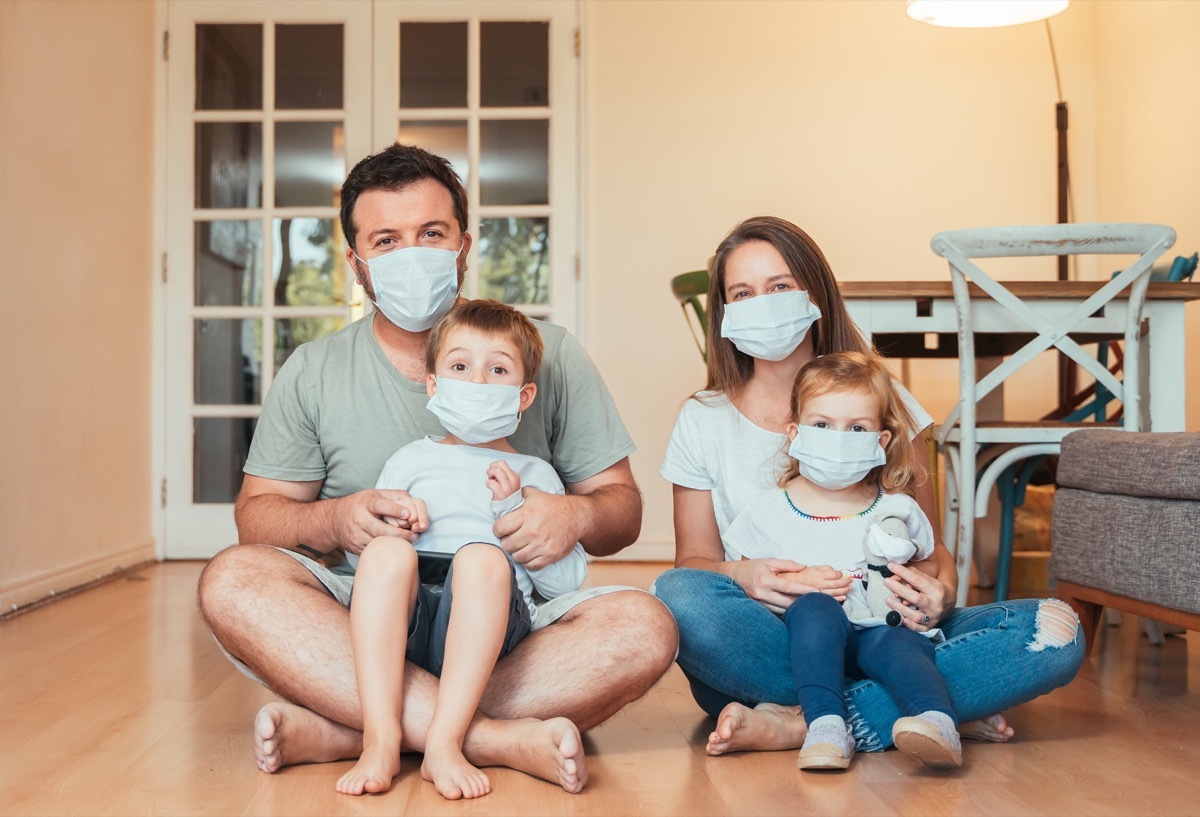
[217,546,643,685]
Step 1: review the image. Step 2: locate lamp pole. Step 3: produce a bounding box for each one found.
[1056,101,1069,278]
[1048,20,1070,280]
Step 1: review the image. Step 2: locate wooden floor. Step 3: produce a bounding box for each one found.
[2,560,1198,817]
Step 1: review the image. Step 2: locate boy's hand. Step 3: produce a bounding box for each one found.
[486,460,522,501]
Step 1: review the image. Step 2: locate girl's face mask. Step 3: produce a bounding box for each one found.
[787,424,887,491]
[720,290,822,361]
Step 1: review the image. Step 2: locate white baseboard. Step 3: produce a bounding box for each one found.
[0,541,158,613]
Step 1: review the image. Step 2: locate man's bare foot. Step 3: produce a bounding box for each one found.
[959,713,1015,743]
[336,742,402,795]
[421,740,491,800]
[254,702,363,773]
[706,702,807,756]
[468,717,587,793]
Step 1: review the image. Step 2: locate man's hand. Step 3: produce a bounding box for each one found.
[333,489,428,554]
[492,488,581,570]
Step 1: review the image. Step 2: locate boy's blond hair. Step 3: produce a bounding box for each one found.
[426,299,544,382]
[779,351,922,496]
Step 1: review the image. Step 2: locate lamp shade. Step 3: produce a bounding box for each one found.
[906,0,1068,28]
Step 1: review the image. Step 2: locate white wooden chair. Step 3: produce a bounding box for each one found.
[932,223,1176,606]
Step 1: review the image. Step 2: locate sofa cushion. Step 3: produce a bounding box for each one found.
[1056,430,1200,502]
[1050,487,1200,615]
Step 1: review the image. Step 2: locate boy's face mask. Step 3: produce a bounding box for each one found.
[787,425,886,491]
[719,290,822,361]
[426,377,524,444]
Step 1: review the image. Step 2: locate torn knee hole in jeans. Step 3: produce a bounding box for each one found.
[1027,598,1079,652]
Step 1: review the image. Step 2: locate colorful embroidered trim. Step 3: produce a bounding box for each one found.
[782,487,882,520]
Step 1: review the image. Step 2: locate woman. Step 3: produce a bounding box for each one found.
[652,216,1084,756]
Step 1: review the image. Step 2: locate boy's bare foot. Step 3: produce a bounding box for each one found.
[253,702,362,773]
[706,702,807,756]
[336,741,402,795]
[421,740,491,800]
[468,717,587,793]
[959,713,1015,742]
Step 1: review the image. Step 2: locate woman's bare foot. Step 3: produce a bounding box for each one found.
[706,702,807,756]
[253,702,363,773]
[959,713,1015,743]
[336,741,402,795]
[421,739,491,800]
[466,717,587,793]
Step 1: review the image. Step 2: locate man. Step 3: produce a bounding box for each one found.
[197,144,678,788]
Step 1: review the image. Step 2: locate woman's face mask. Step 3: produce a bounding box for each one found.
[355,243,463,332]
[720,290,822,361]
[787,424,887,491]
[426,377,524,444]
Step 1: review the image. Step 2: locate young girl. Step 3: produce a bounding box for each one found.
[723,351,961,770]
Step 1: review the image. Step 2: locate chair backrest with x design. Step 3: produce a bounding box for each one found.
[935,223,1176,442]
[930,223,1175,606]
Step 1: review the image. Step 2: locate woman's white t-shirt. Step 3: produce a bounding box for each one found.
[659,385,933,561]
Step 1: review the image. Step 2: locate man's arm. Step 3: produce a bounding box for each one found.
[234,474,422,555]
[493,457,642,569]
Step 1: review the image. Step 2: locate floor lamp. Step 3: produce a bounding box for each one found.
[906,0,1077,399]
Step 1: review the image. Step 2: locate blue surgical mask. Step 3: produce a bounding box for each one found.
[720,290,822,361]
[788,425,886,491]
[427,377,523,444]
[355,243,462,332]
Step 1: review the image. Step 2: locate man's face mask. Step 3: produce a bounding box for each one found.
[720,290,822,361]
[426,377,524,444]
[355,243,463,332]
[787,424,887,491]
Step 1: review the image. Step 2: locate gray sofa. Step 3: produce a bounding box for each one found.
[1050,428,1200,654]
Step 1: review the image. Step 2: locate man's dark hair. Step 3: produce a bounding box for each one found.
[339,143,469,250]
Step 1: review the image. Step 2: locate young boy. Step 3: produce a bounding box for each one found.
[336,299,588,799]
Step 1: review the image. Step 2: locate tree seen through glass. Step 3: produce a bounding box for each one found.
[478,217,550,305]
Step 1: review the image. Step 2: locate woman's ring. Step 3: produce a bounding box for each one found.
[921,612,930,625]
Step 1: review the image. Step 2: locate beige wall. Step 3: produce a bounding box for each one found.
[583,0,1198,559]
[1096,0,1200,418]
[1,0,1194,596]
[0,0,157,608]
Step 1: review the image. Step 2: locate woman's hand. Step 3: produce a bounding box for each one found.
[882,560,955,631]
[730,559,851,614]
[777,564,853,603]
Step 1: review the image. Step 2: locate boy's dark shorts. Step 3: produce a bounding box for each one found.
[403,546,532,677]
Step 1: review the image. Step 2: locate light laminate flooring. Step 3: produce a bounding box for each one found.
[1,560,1197,817]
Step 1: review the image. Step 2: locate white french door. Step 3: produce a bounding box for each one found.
[163,0,579,558]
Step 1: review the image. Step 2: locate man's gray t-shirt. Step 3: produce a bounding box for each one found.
[244,314,636,565]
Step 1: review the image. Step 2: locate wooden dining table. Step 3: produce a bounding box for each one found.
[840,280,1199,431]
